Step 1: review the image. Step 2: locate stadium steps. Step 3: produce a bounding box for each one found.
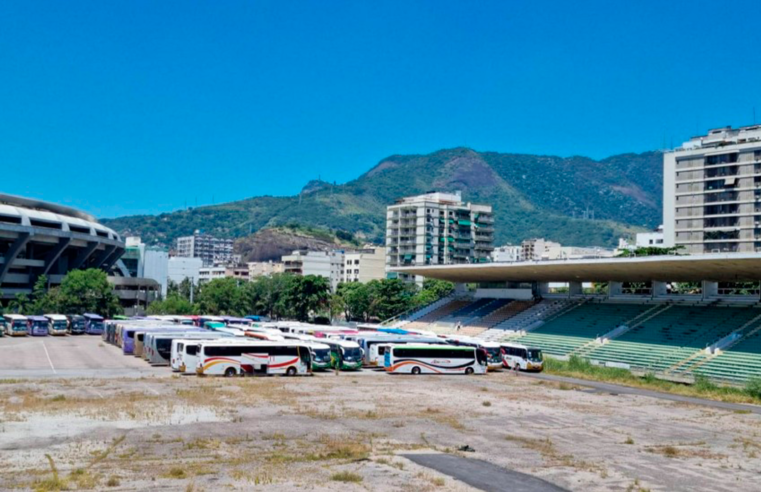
[582,306,761,375]
[404,299,472,330]
[470,300,538,331]
[688,320,761,383]
[510,303,653,357]
[435,298,497,324]
[480,299,581,342]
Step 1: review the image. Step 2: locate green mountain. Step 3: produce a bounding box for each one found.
[102,148,663,248]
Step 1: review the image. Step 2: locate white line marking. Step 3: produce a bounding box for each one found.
[41,341,57,375]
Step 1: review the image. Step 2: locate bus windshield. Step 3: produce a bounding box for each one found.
[12,321,26,331]
[53,321,67,331]
[313,348,330,361]
[342,347,362,360]
[527,349,543,362]
[485,347,502,361]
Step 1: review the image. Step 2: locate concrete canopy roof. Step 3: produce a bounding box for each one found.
[392,253,761,283]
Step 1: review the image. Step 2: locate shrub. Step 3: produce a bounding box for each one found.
[330,471,363,483]
[745,378,761,399]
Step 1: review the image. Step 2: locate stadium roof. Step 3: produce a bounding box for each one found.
[392,253,761,283]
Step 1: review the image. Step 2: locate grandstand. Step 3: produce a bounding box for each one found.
[391,254,761,385]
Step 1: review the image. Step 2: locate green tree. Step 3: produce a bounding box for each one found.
[284,275,331,322]
[146,294,196,315]
[252,273,294,319]
[196,278,247,315]
[617,246,684,257]
[367,279,416,321]
[57,269,122,317]
[29,275,60,315]
[335,282,371,321]
[9,293,30,314]
[412,278,454,307]
[168,278,195,302]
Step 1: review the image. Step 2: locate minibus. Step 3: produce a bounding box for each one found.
[384,344,487,375]
[28,315,50,336]
[45,314,69,336]
[3,314,28,337]
[66,315,86,335]
[500,342,544,372]
[83,313,105,335]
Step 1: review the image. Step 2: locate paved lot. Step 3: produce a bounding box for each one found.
[0,335,167,378]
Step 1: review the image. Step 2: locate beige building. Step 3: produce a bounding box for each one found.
[343,246,386,283]
[520,238,615,261]
[664,125,761,254]
[386,191,494,282]
[282,250,344,291]
[248,261,284,279]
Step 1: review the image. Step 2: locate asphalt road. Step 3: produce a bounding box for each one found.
[0,335,167,378]
[403,453,567,492]
[521,372,761,415]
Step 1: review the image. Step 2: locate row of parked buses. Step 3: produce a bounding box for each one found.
[0,313,103,337]
[98,316,544,377]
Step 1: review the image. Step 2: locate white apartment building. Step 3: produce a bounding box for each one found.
[248,261,285,279]
[520,238,615,261]
[343,246,386,283]
[492,245,521,263]
[167,256,203,287]
[282,250,344,291]
[386,191,494,282]
[175,231,234,267]
[122,237,169,297]
[664,125,761,254]
[198,267,226,283]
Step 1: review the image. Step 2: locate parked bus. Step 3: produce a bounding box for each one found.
[66,315,86,335]
[28,315,50,336]
[45,314,69,336]
[500,342,544,372]
[384,344,487,375]
[322,339,363,371]
[239,342,312,376]
[356,334,445,366]
[143,329,207,365]
[3,314,27,337]
[179,338,246,374]
[194,340,266,376]
[445,336,504,371]
[83,313,104,335]
[171,335,230,371]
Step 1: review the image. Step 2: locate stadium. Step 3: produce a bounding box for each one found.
[391,253,761,385]
[0,193,126,299]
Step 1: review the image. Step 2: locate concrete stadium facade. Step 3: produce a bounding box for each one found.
[0,193,125,299]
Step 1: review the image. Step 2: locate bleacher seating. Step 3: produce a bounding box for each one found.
[583,306,761,374]
[404,299,471,330]
[510,303,653,356]
[435,298,496,324]
[468,300,536,330]
[690,324,761,382]
[494,299,575,332]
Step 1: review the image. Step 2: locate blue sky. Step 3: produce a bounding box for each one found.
[1,1,760,218]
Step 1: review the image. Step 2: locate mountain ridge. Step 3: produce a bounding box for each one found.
[102,147,663,249]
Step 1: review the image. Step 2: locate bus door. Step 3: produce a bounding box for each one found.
[476,348,488,368]
[299,346,312,374]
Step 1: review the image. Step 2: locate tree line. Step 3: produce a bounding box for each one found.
[0,269,122,318]
[148,274,454,322]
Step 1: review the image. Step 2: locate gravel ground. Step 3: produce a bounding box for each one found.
[0,340,760,491]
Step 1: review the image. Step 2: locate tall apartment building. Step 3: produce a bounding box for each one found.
[386,192,494,281]
[282,250,344,291]
[343,246,386,283]
[664,125,761,254]
[175,231,234,267]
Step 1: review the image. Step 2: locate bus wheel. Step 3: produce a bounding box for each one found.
[286,367,297,377]
[411,366,421,375]
[224,367,237,377]
[465,367,474,375]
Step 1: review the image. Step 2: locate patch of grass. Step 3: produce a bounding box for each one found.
[68,468,98,489]
[184,438,221,450]
[164,467,187,479]
[330,471,363,483]
[482,401,492,407]
[542,356,761,405]
[50,395,66,402]
[106,476,120,487]
[625,436,635,445]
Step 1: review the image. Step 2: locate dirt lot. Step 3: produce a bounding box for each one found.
[1,340,761,492]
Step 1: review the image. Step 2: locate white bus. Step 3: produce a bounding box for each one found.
[194,340,277,377]
[384,344,487,375]
[45,314,69,336]
[171,335,230,372]
[180,338,251,374]
[239,341,312,376]
[444,336,504,371]
[500,342,544,372]
[3,314,28,337]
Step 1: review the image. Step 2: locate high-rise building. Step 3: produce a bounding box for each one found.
[663,125,761,254]
[175,231,234,267]
[343,246,386,283]
[122,237,169,297]
[386,192,493,282]
[167,256,202,287]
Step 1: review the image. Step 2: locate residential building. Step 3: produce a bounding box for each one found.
[167,256,203,287]
[520,238,615,261]
[343,246,386,283]
[225,266,249,282]
[175,231,234,267]
[282,250,344,291]
[664,125,761,253]
[199,267,226,283]
[121,237,169,297]
[492,245,521,263]
[248,261,285,279]
[385,191,494,282]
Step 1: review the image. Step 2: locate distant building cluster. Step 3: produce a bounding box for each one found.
[491,239,616,263]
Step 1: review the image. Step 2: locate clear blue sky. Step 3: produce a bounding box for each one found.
[1,1,760,218]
